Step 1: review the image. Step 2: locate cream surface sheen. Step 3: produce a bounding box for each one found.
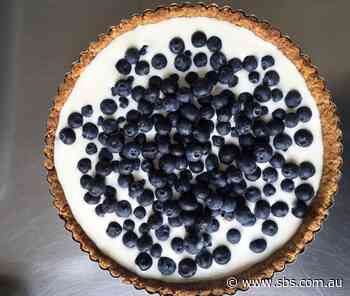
[54,17,323,282]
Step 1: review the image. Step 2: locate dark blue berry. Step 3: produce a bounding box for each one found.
[235,206,256,226]
[137,189,154,207]
[112,78,133,97]
[248,71,260,83]
[148,212,164,229]
[254,199,271,219]
[210,51,227,70]
[219,144,239,165]
[102,118,118,134]
[151,53,167,70]
[106,222,122,238]
[228,57,243,73]
[122,231,137,248]
[135,60,150,75]
[59,127,76,144]
[185,71,199,85]
[178,258,197,278]
[237,154,257,175]
[155,225,170,241]
[122,219,135,231]
[207,35,222,52]
[150,243,162,258]
[116,58,131,75]
[262,167,278,183]
[83,192,100,205]
[169,37,185,54]
[80,174,92,190]
[284,112,299,128]
[77,158,91,173]
[250,238,267,253]
[285,90,302,108]
[192,31,207,47]
[85,142,97,155]
[135,252,152,271]
[125,47,139,64]
[243,55,258,72]
[294,129,313,147]
[212,135,225,147]
[292,200,308,218]
[119,96,129,108]
[270,153,285,168]
[263,184,276,197]
[271,201,289,217]
[175,53,192,72]
[295,183,315,201]
[261,55,275,70]
[195,249,213,269]
[267,118,285,136]
[88,176,106,197]
[273,133,292,151]
[226,228,241,244]
[81,105,93,117]
[253,143,273,163]
[262,220,278,236]
[282,163,299,179]
[299,161,315,179]
[271,88,283,102]
[139,222,151,234]
[263,70,280,86]
[281,178,295,192]
[213,245,231,265]
[192,77,213,98]
[272,108,286,120]
[297,106,312,122]
[158,257,176,275]
[254,85,271,102]
[116,200,132,218]
[100,98,117,115]
[245,186,262,202]
[95,204,105,217]
[193,52,207,67]
[137,234,153,252]
[68,112,83,129]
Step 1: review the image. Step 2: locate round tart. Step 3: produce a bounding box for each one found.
[44,3,342,295]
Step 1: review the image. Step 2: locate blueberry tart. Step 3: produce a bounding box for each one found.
[45,3,342,295]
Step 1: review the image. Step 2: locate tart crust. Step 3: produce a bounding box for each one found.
[44,3,342,295]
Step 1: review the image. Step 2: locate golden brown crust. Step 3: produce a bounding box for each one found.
[44,3,342,295]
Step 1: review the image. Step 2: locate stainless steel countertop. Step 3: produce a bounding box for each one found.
[1,0,349,295]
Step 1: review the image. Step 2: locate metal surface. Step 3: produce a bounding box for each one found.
[1,0,349,295]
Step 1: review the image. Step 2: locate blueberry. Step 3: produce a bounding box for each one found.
[250,238,267,253]
[125,47,139,64]
[99,99,116,115]
[205,70,219,85]
[139,45,148,56]
[284,112,299,128]
[297,106,312,122]
[112,78,133,97]
[106,222,122,238]
[102,118,118,134]
[83,192,100,205]
[221,196,237,213]
[237,154,257,175]
[226,166,243,184]
[267,118,285,136]
[295,183,315,201]
[263,184,276,197]
[254,199,271,219]
[210,51,227,70]
[139,222,151,234]
[285,90,302,108]
[158,257,176,275]
[227,228,241,244]
[168,216,183,228]
[228,57,243,73]
[59,127,76,144]
[170,237,184,253]
[261,55,275,70]
[150,243,162,258]
[213,245,231,265]
[175,53,192,72]
[135,252,152,271]
[271,88,283,102]
[281,163,299,179]
[115,200,132,218]
[193,52,208,67]
[272,108,286,120]
[239,134,255,148]
[95,204,105,217]
[77,158,91,174]
[193,249,213,269]
[122,231,138,248]
[218,144,239,165]
[192,78,213,98]
[67,112,83,129]
[80,174,92,190]
[85,142,97,155]
[119,96,129,108]
[135,60,150,76]
[206,35,222,51]
[148,212,164,229]
[273,133,292,151]
[185,71,199,85]
[263,70,280,86]
[81,105,93,117]
[206,217,220,233]
[254,85,271,102]
[218,65,235,85]
[122,142,141,160]
[243,55,258,72]
[151,53,167,70]
[235,206,256,226]
[155,225,170,241]
[169,37,185,54]
[262,220,278,236]
[178,258,197,278]
[115,58,131,75]
[270,153,285,168]
[253,143,273,163]
[245,186,261,203]
[294,129,313,147]
[88,175,106,196]
[131,86,145,102]
[248,71,260,83]
[271,201,289,217]
[137,234,153,252]
[136,189,154,207]
[122,219,135,232]
[191,31,207,47]
[292,200,308,218]
[281,178,295,192]
[235,114,252,135]
[82,122,98,140]
[212,135,225,147]
[95,159,112,176]
[299,161,315,180]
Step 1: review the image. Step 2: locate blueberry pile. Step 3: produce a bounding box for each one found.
[59,31,316,278]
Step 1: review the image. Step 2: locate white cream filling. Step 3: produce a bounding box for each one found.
[54,17,323,282]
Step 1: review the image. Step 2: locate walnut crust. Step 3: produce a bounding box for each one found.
[44,3,342,295]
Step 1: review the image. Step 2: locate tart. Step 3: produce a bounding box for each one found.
[44,3,342,295]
